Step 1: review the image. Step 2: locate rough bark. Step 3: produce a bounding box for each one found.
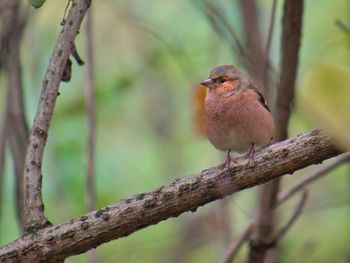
[0,130,340,262]
[23,0,91,232]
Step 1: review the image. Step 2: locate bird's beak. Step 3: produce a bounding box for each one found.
[200,78,214,88]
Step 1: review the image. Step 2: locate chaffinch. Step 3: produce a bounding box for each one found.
[201,64,275,167]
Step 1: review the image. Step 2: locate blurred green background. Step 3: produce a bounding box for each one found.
[1,0,350,262]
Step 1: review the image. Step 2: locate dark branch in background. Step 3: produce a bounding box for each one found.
[278,152,350,203]
[0,130,341,262]
[71,43,85,65]
[85,6,97,263]
[274,190,308,241]
[0,2,10,225]
[335,19,350,36]
[199,0,275,96]
[128,18,191,83]
[263,0,277,94]
[0,0,29,230]
[275,0,304,141]
[0,115,6,220]
[221,224,251,263]
[23,0,91,232]
[249,1,304,262]
[225,190,309,263]
[220,152,350,263]
[205,1,245,55]
[239,0,271,96]
[201,1,246,65]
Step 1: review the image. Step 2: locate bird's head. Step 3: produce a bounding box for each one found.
[200,64,247,95]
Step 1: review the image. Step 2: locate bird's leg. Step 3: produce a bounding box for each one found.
[226,149,232,168]
[219,149,234,169]
[245,143,256,161]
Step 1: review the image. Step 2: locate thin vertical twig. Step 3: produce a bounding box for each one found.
[249,1,304,262]
[0,116,6,219]
[85,7,96,263]
[264,0,278,62]
[274,0,304,141]
[0,0,29,230]
[202,1,246,65]
[85,4,95,220]
[239,0,270,96]
[23,0,91,232]
[263,0,277,92]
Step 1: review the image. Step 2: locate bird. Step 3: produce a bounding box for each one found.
[201,64,275,167]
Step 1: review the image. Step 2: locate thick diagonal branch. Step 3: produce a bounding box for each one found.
[0,130,340,262]
[23,0,91,232]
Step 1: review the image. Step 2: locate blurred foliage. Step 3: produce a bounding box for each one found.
[29,0,46,8]
[0,0,349,262]
[299,63,350,151]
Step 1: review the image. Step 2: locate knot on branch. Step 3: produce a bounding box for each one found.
[24,218,52,234]
[33,126,48,139]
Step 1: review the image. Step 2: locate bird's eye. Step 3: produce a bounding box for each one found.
[218,78,225,83]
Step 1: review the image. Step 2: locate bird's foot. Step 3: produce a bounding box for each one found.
[220,149,237,169]
[219,159,237,170]
[244,144,256,165]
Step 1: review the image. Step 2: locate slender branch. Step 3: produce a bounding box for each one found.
[0,0,29,230]
[85,3,95,223]
[249,1,304,262]
[250,190,308,262]
[278,152,350,203]
[335,19,350,36]
[221,225,251,263]
[203,1,246,62]
[0,114,6,219]
[0,130,341,262]
[263,0,277,92]
[275,0,304,140]
[23,0,91,232]
[264,0,277,66]
[85,6,97,263]
[239,0,270,96]
[220,152,349,262]
[274,190,308,241]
